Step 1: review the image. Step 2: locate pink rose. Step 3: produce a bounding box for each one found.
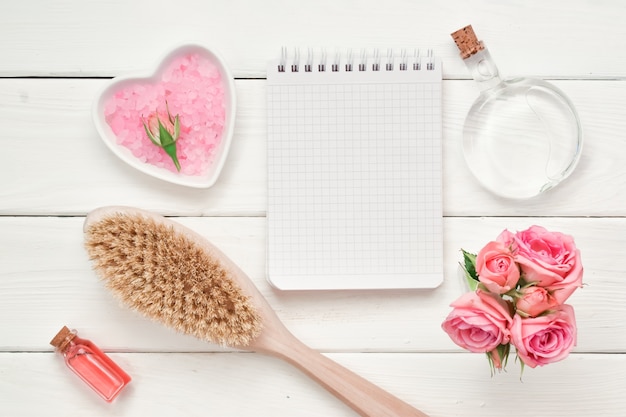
[476,241,520,294]
[442,290,512,354]
[496,229,515,246]
[510,304,577,368]
[516,286,559,317]
[510,226,583,304]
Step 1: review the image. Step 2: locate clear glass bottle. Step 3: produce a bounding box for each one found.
[50,326,131,402]
[451,25,583,199]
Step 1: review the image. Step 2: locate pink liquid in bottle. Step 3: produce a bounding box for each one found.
[50,326,131,402]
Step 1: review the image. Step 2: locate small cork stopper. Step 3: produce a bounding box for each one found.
[451,25,485,59]
[50,326,76,351]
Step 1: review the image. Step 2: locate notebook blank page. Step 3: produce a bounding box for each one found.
[267,60,443,290]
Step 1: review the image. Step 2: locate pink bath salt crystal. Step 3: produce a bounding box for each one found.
[198,61,219,78]
[107,115,127,135]
[103,52,227,176]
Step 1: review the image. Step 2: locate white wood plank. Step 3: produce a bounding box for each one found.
[0,352,623,417]
[0,78,266,216]
[1,2,624,417]
[1,0,625,79]
[444,79,626,216]
[1,78,625,216]
[1,216,623,352]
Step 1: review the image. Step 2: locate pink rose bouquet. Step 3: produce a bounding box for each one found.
[442,226,583,373]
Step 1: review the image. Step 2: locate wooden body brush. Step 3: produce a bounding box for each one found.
[84,206,430,417]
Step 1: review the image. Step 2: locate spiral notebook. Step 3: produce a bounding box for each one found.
[266,48,443,290]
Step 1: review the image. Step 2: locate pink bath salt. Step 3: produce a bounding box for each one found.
[104,52,227,176]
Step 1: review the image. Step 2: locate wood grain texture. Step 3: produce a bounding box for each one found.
[80,206,431,417]
[0,352,623,417]
[1,78,626,216]
[0,0,625,79]
[1,216,623,353]
[1,1,625,416]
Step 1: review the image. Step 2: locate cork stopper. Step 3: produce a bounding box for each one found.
[451,25,485,59]
[50,326,76,351]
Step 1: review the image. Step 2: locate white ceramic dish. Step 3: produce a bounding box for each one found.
[92,44,236,188]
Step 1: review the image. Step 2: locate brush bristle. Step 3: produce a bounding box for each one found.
[84,212,262,347]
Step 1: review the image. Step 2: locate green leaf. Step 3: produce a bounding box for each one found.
[515,353,526,381]
[461,249,478,280]
[486,344,511,376]
[158,121,175,147]
[462,268,479,291]
[460,250,479,291]
[498,343,510,369]
[163,143,181,171]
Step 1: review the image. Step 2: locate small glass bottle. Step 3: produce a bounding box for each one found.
[451,25,583,199]
[50,326,131,402]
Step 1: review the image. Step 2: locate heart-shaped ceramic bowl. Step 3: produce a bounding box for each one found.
[93,44,236,188]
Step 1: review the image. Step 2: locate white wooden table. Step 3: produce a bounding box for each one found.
[1,1,625,416]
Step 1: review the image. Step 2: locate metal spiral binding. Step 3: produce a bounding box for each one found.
[345,49,353,72]
[332,51,340,72]
[372,49,380,71]
[426,49,435,71]
[277,48,436,72]
[291,48,300,72]
[278,47,287,72]
[358,49,367,72]
[319,49,327,72]
[305,48,313,72]
[385,49,394,71]
[413,49,421,70]
[399,49,408,71]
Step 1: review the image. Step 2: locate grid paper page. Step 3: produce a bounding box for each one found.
[267,58,443,290]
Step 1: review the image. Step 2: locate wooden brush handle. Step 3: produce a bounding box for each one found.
[261,337,430,417]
